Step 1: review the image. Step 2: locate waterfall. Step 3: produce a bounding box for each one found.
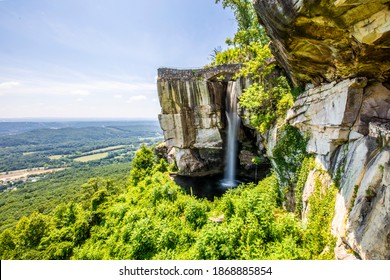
[222,82,239,187]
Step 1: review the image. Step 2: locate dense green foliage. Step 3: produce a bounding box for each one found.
[295,157,316,215]
[271,124,309,188]
[0,1,340,261]
[270,124,310,212]
[211,0,269,65]
[216,0,269,47]
[0,163,130,233]
[304,175,337,259]
[239,77,294,133]
[129,145,156,186]
[0,147,337,260]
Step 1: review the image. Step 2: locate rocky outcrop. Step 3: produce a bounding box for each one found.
[158,64,241,81]
[253,0,390,85]
[157,66,260,176]
[286,78,389,259]
[334,136,389,259]
[287,77,390,168]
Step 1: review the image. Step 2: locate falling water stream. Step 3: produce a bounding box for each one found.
[221,82,240,188]
[173,81,258,199]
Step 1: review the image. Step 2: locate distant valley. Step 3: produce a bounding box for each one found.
[0,120,163,232]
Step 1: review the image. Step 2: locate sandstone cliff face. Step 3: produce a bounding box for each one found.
[287,78,389,259]
[255,0,390,259]
[157,65,259,176]
[253,0,390,85]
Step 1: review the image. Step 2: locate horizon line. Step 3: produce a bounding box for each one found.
[0,117,159,122]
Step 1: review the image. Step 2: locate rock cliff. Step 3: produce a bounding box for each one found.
[286,77,389,259]
[157,65,262,176]
[254,0,390,259]
[253,0,390,85]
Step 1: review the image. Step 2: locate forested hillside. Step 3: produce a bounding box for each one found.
[0,121,162,172]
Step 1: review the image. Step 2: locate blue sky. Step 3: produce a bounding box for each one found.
[0,0,236,120]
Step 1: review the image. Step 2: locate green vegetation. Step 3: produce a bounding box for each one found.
[270,125,311,213]
[0,1,341,261]
[0,163,130,233]
[73,152,110,162]
[0,146,337,260]
[0,121,163,232]
[211,0,270,65]
[48,155,63,160]
[239,77,294,133]
[295,157,316,215]
[333,144,350,188]
[89,145,126,153]
[304,174,337,259]
[272,124,309,188]
[349,185,359,213]
[0,121,162,172]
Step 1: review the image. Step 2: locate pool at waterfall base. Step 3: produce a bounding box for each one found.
[172,174,253,200]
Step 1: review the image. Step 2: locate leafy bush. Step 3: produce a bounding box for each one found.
[272,124,309,188]
[211,0,269,66]
[303,175,337,259]
[239,77,294,134]
[195,220,242,260]
[184,200,209,229]
[130,144,156,185]
[295,157,315,215]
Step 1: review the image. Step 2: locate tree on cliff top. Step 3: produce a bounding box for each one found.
[215,0,269,48]
[210,0,270,65]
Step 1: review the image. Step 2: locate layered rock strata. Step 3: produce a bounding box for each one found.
[253,0,390,85]
[157,66,259,176]
[287,78,389,259]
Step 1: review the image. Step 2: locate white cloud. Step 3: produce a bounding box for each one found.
[0,74,160,119]
[127,95,147,102]
[0,81,20,89]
